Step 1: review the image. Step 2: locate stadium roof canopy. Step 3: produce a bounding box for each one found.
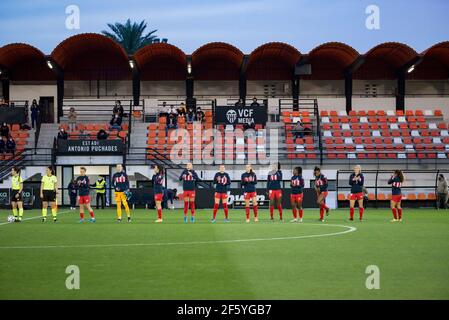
[134,43,187,81]
[0,43,56,81]
[51,33,131,81]
[353,42,418,80]
[408,42,449,80]
[246,42,302,80]
[1,35,449,81]
[302,42,360,80]
[192,42,244,81]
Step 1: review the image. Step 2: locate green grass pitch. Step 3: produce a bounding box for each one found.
[0,207,448,300]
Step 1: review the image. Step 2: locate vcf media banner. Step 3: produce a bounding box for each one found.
[57,139,124,155]
[214,105,267,125]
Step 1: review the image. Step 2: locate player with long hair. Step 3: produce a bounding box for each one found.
[290,166,305,223]
[40,166,58,222]
[152,165,165,223]
[113,164,132,222]
[241,164,258,223]
[179,162,200,223]
[76,167,96,223]
[10,166,24,222]
[388,170,405,222]
[314,166,330,222]
[212,164,231,223]
[349,165,365,221]
[267,162,283,222]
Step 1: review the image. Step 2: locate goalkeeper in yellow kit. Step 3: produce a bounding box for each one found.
[112,164,132,222]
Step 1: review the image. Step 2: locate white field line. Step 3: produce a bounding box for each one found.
[0,210,72,226]
[0,224,357,249]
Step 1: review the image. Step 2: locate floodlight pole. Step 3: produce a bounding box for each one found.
[344,56,365,113]
[397,56,422,112]
[45,56,64,122]
[186,55,194,99]
[130,57,140,106]
[1,78,9,102]
[239,56,249,102]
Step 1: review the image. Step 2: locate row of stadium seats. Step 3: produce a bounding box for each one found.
[59,123,128,141]
[321,109,443,117]
[59,123,129,132]
[146,123,267,161]
[320,108,449,160]
[338,193,437,201]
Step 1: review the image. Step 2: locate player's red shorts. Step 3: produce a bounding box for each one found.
[214,192,228,200]
[244,192,257,200]
[290,193,303,202]
[349,192,364,200]
[183,190,196,198]
[269,189,282,200]
[78,195,91,204]
[318,191,328,198]
[154,193,163,201]
[391,194,402,203]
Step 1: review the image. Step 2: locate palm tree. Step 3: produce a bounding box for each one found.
[102,19,159,54]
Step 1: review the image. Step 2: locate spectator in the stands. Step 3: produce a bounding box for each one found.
[0,136,5,154]
[235,98,244,107]
[9,102,15,107]
[57,128,68,140]
[97,129,109,140]
[169,105,178,116]
[250,97,260,107]
[177,103,186,118]
[303,126,312,136]
[195,107,205,122]
[159,101,169,119]
[0,99,7,107]
[68,107,77,131]
[166,113,178,134]
[30,99,39,129]
[0,122,9,138]
[113,100,124,118]
[110,113,123,131]
[437,174,448,210]
[24,101,29,123]
[6,136,16,154]
[292,120,304,139]
[186,107,195,123]
[243,121,256,131]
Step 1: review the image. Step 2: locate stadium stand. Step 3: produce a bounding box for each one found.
[0,124,30,160]
[320,109,447,160]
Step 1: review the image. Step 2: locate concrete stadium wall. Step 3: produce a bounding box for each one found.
[10,82,58,122]
[194,81,239,98]
[300,80,345,96]
[141,81,185,98]
[406,80,449,95]
[247,81,291,98]
[64,80,132,98]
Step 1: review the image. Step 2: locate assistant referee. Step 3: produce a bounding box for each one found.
[40,166,58,222]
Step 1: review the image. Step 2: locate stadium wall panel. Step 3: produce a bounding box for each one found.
[140,81,185,97]
[10,83,57,122]
[300,80,345,96]
[194,81,239,97]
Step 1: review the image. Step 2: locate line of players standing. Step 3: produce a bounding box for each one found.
[8,163,405,223]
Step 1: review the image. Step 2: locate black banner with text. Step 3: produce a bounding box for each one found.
[214,105,267,125]
[57,139,124,155]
